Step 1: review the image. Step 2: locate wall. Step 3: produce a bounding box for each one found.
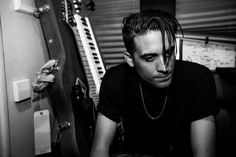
[0,0,51,157]
[0,11,10,157]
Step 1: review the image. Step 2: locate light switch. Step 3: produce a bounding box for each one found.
[13,79,31,102]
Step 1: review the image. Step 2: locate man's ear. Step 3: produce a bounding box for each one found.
[123,52,134,67]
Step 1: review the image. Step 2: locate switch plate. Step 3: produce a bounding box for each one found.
[13,79,31,102]
[13,0,36,14]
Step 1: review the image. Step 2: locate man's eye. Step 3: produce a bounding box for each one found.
[144,56,156,62]
[164,46,175,57]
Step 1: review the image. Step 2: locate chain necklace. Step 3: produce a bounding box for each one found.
[139,82,169,120]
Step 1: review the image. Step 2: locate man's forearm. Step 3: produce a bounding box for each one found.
[191,115,216,157]
[90,148,110,157]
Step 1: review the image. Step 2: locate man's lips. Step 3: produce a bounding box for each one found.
[154,72,172,81]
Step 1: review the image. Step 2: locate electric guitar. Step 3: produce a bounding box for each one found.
[62,0,106,108]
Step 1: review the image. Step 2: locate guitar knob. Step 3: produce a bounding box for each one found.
[33,4,50,18]
[58,122,71,131]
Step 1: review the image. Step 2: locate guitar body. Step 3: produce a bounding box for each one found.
[34,0,94,156]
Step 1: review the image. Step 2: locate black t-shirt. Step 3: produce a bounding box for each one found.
[97,60,217,157]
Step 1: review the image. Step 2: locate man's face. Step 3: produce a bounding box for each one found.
[126,30,175,88]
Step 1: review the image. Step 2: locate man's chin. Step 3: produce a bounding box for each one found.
[151,79,172,88]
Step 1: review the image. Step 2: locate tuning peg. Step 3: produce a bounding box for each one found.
[72,0,81,13]
[73,0,82,6]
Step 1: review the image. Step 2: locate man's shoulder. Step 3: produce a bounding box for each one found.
[176,60,212,74]
[175,60,213,81]
[103,63,133,82]
[105,63,128,76]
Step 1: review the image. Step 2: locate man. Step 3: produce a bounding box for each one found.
[90,10,217,157]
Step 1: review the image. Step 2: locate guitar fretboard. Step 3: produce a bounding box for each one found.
[73,14,106,107]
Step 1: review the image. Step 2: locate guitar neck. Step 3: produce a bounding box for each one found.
[72,14,106,107]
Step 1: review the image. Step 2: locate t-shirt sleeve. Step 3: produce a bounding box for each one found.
[97,70,121,123]
[190,67,218,121]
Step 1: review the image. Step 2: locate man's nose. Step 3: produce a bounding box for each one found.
[156,55,168,73]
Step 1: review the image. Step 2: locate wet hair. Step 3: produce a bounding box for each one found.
[122,9,182,55]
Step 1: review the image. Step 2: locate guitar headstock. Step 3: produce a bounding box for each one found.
[72,0,96,16]
[61,0,77,27]
[61,0,95,27]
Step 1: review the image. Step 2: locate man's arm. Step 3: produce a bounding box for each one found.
[191,115,216,157]
[90,112,117,157]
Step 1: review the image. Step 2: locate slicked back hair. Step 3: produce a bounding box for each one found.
[122,9,182,56]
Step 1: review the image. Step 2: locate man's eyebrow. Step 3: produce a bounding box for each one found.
[139,46,175,58]
[140,53,157,58]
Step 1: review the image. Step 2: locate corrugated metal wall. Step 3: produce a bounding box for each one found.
[176,0,236,39]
